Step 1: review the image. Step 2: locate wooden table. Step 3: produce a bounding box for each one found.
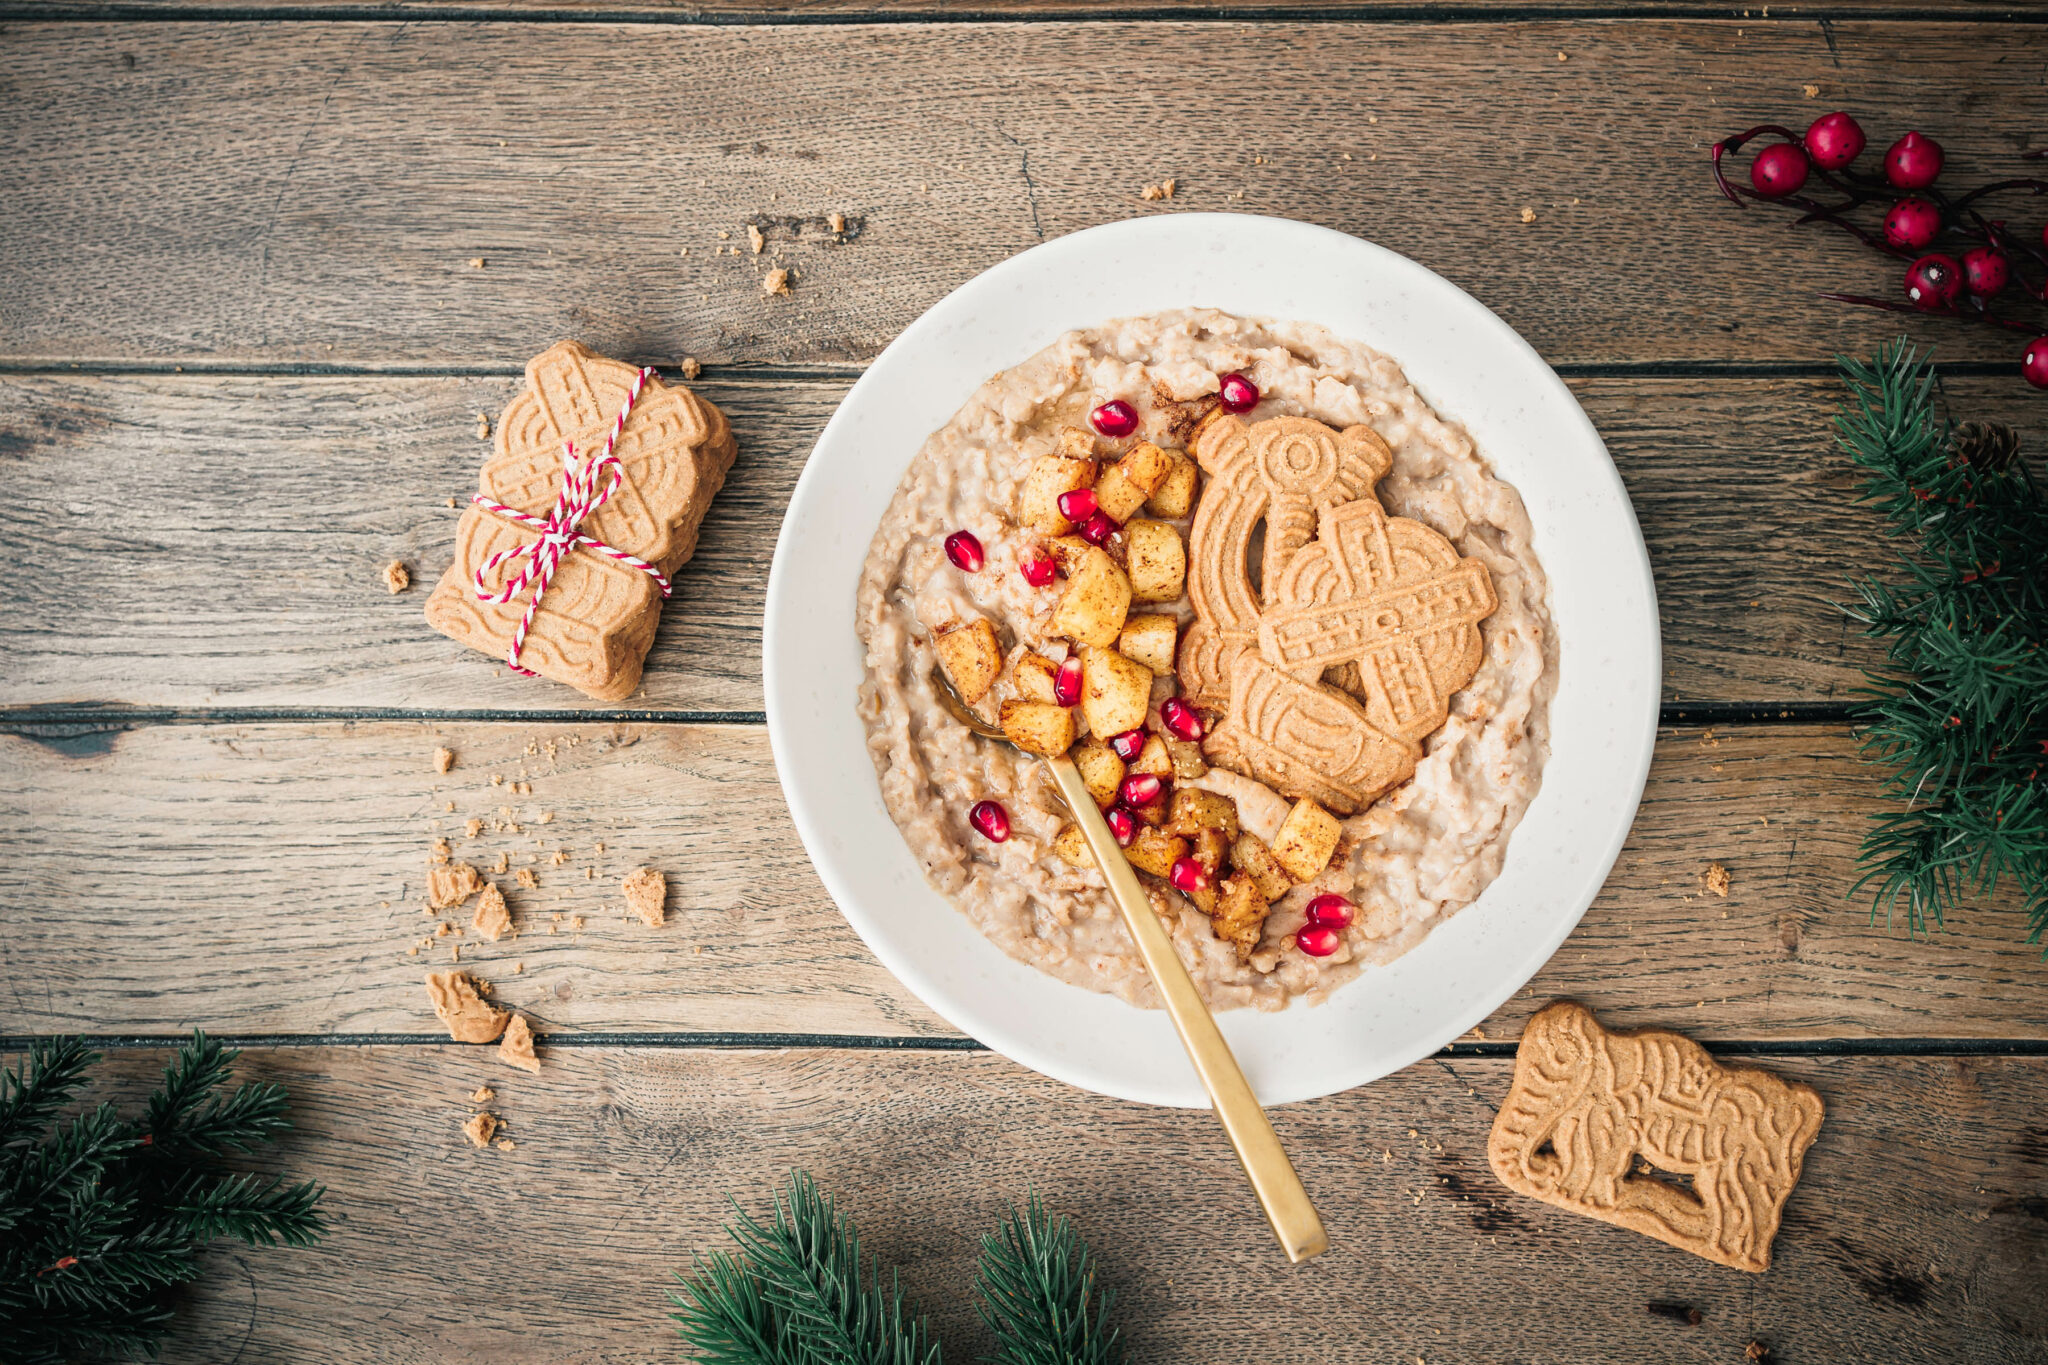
[5,3,2047,1360]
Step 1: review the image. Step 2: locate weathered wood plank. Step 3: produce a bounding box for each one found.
[36,1044,2047,1364]
[2,20,2041,367]
[8,372,2032,713]
[6,0,2004,14]
[4,720,2043,1039]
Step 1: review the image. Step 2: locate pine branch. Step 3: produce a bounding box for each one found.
[669,1250,798,1365]
[974,1195,1125,1365]
[1833,339,2048,944]
[163,1170,328,1247]
[0,1038,99,1152]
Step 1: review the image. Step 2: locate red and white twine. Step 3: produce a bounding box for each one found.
[470,366,671,676]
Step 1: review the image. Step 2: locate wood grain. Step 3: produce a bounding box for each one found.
[5,719,2043,1039]
[7,0,2011,15]
[3,20,2043,367]
[9,372,2035,714]
[35,1043,2048,1365]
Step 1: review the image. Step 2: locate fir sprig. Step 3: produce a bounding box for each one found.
[0,1032,327,1365]
[1834,341,2048,942]
[670,1173,1129,1365]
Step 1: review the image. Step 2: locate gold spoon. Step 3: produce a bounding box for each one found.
[931,668,1329,1263]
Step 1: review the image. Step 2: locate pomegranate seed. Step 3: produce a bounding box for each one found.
[1304,893,1355,930]
[1803,111,1865,171]
[1217,372,1260,413]
[1108,729,1146,762]
[1077,510,1118,545]
[1748,142,1809,199]
[943,530,984,573]
[1104,806,1137,845]
[1054,656,1083,707]
[1056,488,1098,523]
[1962,247,2010,299]
[969,800,1010,843]
[1159,697,1205,742]
[1295,925,1341,957]
[1169,857,1211,895]
[1119,773,1164,807]
[1885,130,1943,191]
[1090,399,1139,438]
[1018,551,1056,587]
[2023,338,2048,390]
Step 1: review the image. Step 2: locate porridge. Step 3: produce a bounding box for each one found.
[855,310,1555,1011]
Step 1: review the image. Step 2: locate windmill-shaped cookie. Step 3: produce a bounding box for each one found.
[425,341,736,701]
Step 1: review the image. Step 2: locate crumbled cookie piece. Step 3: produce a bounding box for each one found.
[476,412,491,440]
[465,818,483,838]
[468,257,485,269]
[1140,178,1177,201]
[429,837,452,866]
[515,867,537,890]
[1705,863,1731,898]
[622,867,667,927]
[828,211,846,233]
[747,224,764,254]
[763,267,792,297]
[383,560,411,594]
[473,882,513,942]
[463,1111,500,1147]
[494,1138,517,1151]
[679,356,702,379]
[425,970,509,1043]
[1520,207,1537,224]
[428,862,484,908]
[434,746,456,773]
[499,1013,542,1073]
[470,1085,495,1104]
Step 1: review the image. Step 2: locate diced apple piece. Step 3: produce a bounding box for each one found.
[1125,519,1186,604]
[1072,737,1125,809]
[1124,826,1188,878]
[1045,535,1093,575]
[1131,796,1170,828]
[1144,452,1200,518]
[933,618,1002,704]
[1165,738,1207,780]
[1167,787,1240,841]
[1270,797,1342,883]
[1052,823,1097,869]
[999,700,1077,757]
[1012,651,1059,703]
[1212,874,1271,958]
[1019,456,1098,534]
[1094,442,1176,522]
[1230,832,1293,902]
[1079,646,1152,739]
[1130,734,1174,778]
[1057,426,1097,460]
[1118,613,1179,675]
[1049,548,1131,647]
[1191,826,1229,876]
[1181,876,1219,916]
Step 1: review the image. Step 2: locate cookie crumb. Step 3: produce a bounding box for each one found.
[569,915,584,931]
[383,560,411,594]
[1556,50,1568,61]
[494,1138,517,1151]
[465,818,483,838]
[463,1111,500,1147]
[1705,863,1731,898]
[1140,179,1177,201]
[1746,1345,1771,1364]
[468,257,485,269]
[428,862,483,908]
[469,1085,494,1104]
[476,412,491,440]
[747,224,764,254]
[763,267,792,297]
[513,961,524,974]
[499,1013,542,1072]
[1520,207,1537,224]
[515,867,538,890]
[429,837,452,866]
[434,746,456,773]
[473,882,513,942]
[623,867,667,927]
[446,496,458,508]
[828,211,846,233]
[427,970,508,1042]
[1803,83,1820,98]
[679,357,702,380]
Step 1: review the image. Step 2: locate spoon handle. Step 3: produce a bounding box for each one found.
[1045,756,1329,1264]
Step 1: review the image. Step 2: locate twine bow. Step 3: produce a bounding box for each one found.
[470,366,671,676]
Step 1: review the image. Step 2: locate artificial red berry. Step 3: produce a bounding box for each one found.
[1883,198,1941,251]
[1749,142,1809,198]
[1090,400,1139,438]
[1056,488,1098,523]
[1885,131,1944,190]
[1169,856,1212,896]
[2024,337,2048,390]
[1803,111,1866,171]
[1217,372,1260,413]
[1077,510,1118,545]
[1107,729,1146,762]
[1962,247,2010,298]
[1018,551,1056,587]
[1295,925,1341,957]
[1054,656,1083,707]
[1159,696,1205,742]
[1904,254,1963,311]
[969,800,1010,843]
[1304,893,1356,930]
[1104,806,1137,845]
[1118,773,1164,807]
[943,530,984,573]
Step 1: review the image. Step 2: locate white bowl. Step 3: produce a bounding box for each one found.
[764,213,1658,1108]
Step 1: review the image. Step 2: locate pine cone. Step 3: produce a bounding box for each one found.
[1950,421,2021,473]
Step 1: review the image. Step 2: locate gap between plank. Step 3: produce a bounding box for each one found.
[0,702,1859,732]
[1,3,2043,23]
[4,1033,2045,1058]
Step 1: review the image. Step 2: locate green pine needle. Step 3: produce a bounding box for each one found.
[1833,340,2048,944]
[974,1195,1125,1365]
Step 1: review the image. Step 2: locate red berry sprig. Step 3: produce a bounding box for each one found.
[1712,113,2048,388]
